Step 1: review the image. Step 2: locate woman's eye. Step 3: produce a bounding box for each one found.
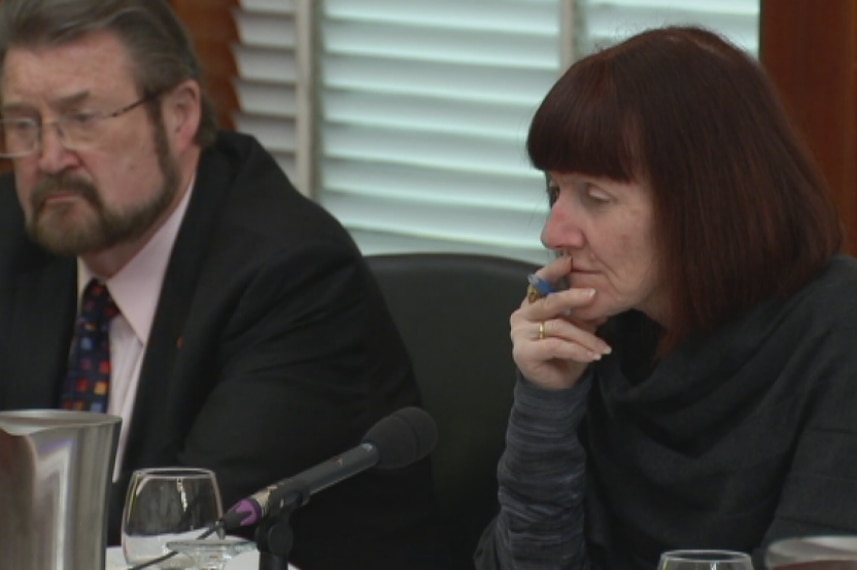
[584,186,612,204]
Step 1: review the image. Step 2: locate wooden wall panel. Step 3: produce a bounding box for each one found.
[761,0,857,254]
[170,0,239,130]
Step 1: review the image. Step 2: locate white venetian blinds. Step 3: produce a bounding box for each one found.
[231,0,306,190]
[227,1,759,263]
[578,0,759,55]
[316,0,565,264]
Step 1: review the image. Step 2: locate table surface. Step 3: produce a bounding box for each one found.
[106,545,298,569]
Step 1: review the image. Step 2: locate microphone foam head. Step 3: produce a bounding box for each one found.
[362,407,438,469]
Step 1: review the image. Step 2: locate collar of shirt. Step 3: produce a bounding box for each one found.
[76,177,195,344]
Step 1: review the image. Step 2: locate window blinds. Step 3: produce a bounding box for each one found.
[578,0,759,56]
[316,0,565,264]
[231,0,305,190]
[228,0,759,263]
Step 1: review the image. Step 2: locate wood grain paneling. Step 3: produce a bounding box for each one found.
[761,0,857,253]
[170,0,239,129]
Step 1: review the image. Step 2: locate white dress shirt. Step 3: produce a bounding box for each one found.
[76,179,194,479]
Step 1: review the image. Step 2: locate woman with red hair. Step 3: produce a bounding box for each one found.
[477,26,856,569]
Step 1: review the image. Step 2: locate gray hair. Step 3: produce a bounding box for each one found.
[0,0,217,147]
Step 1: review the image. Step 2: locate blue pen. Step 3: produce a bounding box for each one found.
[527,273,556,303]
[527,273,556,296]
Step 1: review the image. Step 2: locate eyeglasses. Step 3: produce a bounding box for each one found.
[0,92,159,158]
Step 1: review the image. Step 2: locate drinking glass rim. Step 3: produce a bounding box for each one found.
[661,549,751,561]
[131,466,217,479]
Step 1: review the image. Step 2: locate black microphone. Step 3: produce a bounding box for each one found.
[218,406,437,530]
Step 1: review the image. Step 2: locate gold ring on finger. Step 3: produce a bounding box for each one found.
[538,321,546,340]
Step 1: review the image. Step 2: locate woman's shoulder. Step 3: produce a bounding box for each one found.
[824,252,857,272]
[808,253,857,293]
[791,253,857,322]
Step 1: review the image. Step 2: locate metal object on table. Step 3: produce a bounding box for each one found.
[0,409,121,570]
[767,536,857,569]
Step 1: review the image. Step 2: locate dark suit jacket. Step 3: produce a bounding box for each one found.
[0,131,452,570]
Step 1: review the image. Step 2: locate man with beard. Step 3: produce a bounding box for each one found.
[0,1,452,569]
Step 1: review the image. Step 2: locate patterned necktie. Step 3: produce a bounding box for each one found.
[61,279,120,413]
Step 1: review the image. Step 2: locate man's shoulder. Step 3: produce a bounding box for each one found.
[201,130,296,191]
[179,131,360,274]
[0,171,58,276]
[0,171,22,225]
[196,130,350,241]
[197,130,305,210]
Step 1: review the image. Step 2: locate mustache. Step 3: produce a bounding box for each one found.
[31,174,100,211]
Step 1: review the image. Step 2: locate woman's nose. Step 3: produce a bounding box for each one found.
[541,196,584,250]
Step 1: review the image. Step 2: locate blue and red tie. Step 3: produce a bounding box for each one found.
[61,279,119,413]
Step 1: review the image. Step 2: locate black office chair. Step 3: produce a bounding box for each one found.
[366,252,538,570]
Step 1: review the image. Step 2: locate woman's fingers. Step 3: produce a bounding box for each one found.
[513,336,605,370]
[511,316,611,360]
[539,254,573,283]
[510,274,613,388]
[511,256,615,389]
[525,256,572,304]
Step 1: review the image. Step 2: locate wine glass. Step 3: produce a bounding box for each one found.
[121,467,223,568]
[166,537,256,570]
[658,549,754,569]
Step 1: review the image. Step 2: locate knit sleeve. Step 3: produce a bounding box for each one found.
[475,371,592,570]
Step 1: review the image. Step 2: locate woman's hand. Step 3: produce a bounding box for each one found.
[511,255,612,390]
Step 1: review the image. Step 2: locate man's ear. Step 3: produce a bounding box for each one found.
[162,79,202,151]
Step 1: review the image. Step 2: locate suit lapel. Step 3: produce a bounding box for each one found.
[4,258,77,408]
[121,142,234,469]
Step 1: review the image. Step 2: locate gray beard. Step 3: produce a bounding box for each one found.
[27,119,181,256]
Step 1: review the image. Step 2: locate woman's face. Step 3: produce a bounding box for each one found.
[541,171,667,324]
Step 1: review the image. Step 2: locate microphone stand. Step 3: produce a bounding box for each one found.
[255,482,310,570]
